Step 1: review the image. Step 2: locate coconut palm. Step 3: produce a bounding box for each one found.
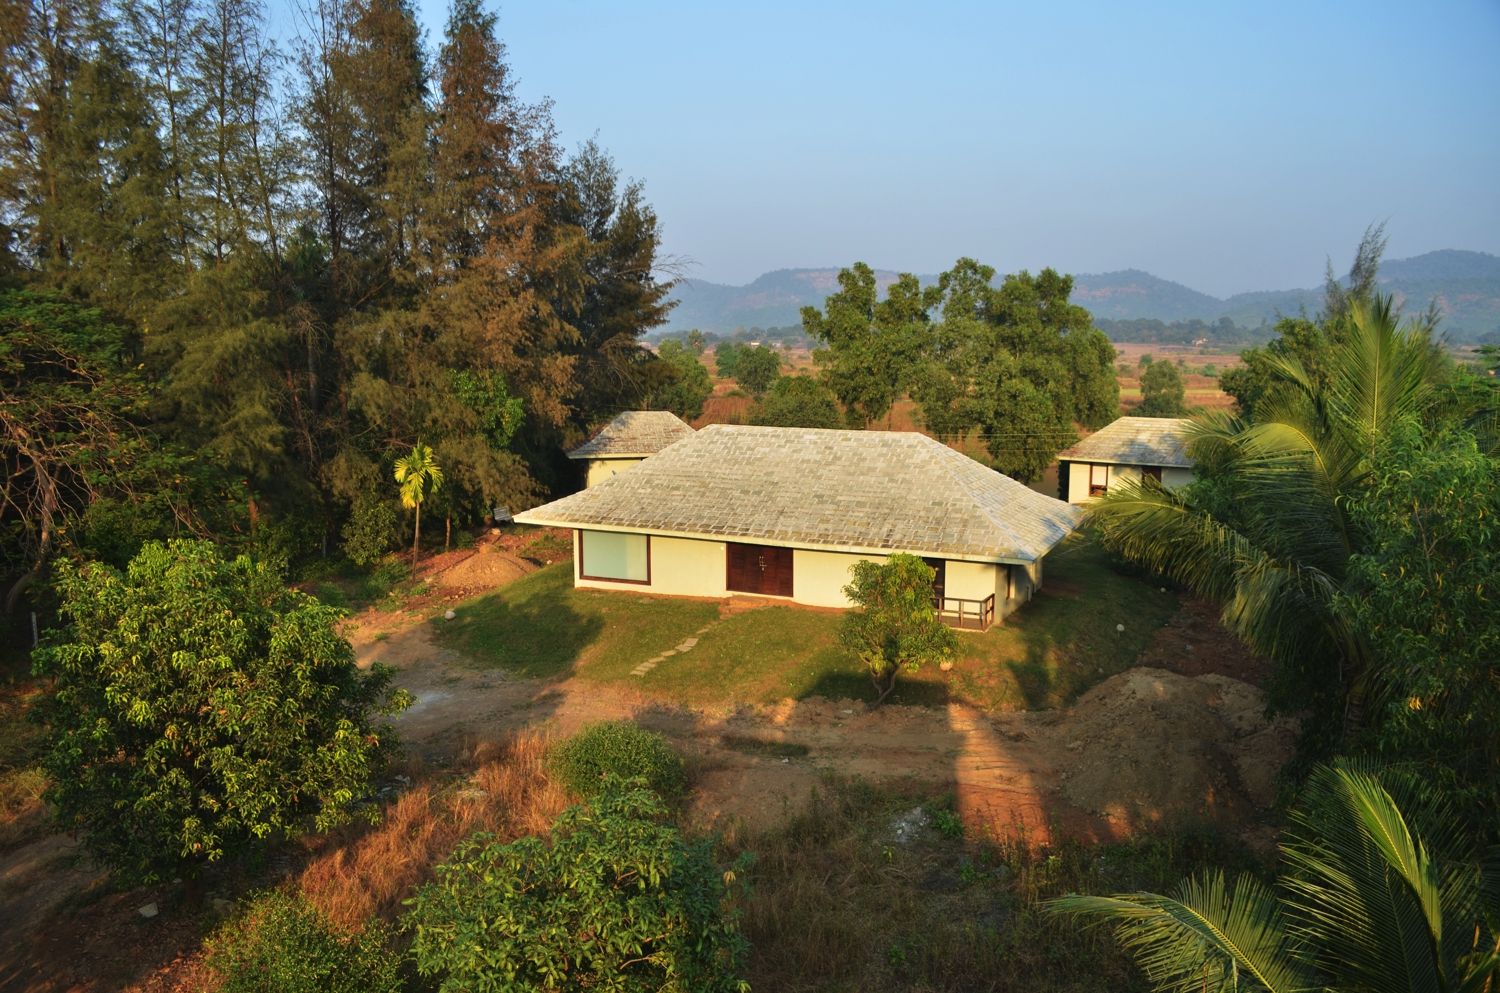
[1046,762,1500,993]
[394,442,443,570]
[1085,294,1447,734]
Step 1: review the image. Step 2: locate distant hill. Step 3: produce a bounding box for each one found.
[661,250,1500,342]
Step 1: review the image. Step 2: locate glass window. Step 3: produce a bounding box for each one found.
[579,531,649,583]
[1089,464,1109,497]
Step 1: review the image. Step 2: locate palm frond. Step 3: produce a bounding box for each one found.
[1086,483,1343,668]
[1322,296,1442,453]
[1047,872,1316,993]
[1281,764,1451,993]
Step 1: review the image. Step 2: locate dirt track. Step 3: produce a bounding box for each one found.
[354,577,1296,843]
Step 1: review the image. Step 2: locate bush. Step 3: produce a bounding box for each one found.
[208,891,402,993]
[550,721,686,801]
[341,497,400,567]
[405,782,750,993]
[32,539,411,883]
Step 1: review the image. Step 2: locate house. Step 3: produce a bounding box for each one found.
[568,410,696,487]
[1055,416,1195,503]
[517,424,1081,630]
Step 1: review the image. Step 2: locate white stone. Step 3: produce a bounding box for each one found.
[444,609,456,620]
[137,902,158,919]
[1116,623,1125,632]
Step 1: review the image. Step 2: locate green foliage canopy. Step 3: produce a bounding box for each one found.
[649,339,713,420]
[1336,422,1500,827]
[405,781,751,993]
[749,374,843,428]
[839,554,959,704]
[1136,360,1187,417]
[31,539,411,883]
[732,343,782,398]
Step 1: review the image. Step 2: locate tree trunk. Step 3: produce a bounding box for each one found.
[412,502,421,573]
[445,515,451,553]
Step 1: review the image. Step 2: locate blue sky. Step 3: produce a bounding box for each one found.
[275,0,1500,296]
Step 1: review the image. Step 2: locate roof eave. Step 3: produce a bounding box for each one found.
[1057,455,1194,469]
[511,511,1061,565]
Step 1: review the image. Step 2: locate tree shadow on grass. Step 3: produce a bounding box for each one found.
[1004,628,1062,711]
[443,590,604,680]
[797,670,951,709]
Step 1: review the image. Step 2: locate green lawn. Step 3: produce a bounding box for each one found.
[438,538,1178,711]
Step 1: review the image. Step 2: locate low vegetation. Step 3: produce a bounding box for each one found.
[407,780,751,993]
[735,778,1264,993]
[207,891,403,993]
[549,721,688,801]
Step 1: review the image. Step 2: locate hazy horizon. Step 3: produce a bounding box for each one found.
[270,0,1500,298]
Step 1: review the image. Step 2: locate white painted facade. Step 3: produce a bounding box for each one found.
[571,529,1046,625]
[583,457,646,488]
[1062,461,1194,504]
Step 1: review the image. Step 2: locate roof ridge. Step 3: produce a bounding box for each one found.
[915,435,1031,549]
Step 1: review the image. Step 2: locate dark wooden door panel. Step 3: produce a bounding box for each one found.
[726,543,793,597]
[762,545,793,597]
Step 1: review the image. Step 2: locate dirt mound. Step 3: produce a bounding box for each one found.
[1052,668,1295,831]
[429,548,536,592]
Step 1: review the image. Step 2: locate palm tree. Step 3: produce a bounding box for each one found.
[394,442,443,571]
[1046,762,1499,993]
[1085,295,1446,734]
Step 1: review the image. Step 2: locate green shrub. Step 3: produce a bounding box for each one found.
[405,782,750,993]
[341,497,400,567]
[208,891,402,993]
[550,721,686,800]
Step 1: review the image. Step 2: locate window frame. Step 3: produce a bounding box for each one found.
[576,529,652,585]
[1089,463,1110,497]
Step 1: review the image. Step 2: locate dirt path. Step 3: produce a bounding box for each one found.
[354,596,1296,842]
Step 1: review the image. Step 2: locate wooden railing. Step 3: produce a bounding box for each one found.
[935,593,995,631]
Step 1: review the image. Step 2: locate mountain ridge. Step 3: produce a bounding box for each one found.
[662,250,1500,340]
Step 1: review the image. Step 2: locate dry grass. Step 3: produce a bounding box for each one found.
[0,681,50,851]
[297,732,572,930]
[732,777,1262,993]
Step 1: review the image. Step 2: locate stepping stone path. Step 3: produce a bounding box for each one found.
[631,623,716,677]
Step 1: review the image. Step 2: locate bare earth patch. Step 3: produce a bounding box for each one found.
[358,599,1295,844]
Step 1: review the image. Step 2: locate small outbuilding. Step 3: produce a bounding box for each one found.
[1055,416,1195,503]
[568,410,696,487]
[518,424,1081,630]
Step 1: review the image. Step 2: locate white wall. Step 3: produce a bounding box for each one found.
[790,549,884,607]
[1063,460,1193,503]
[575,533,727,597]
[584,457,645,488]
[571,530,1040,628]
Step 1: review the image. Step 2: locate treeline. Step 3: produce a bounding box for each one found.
[655,324,813,349]
[0,0,677,596]
[1095,315,1275,346]
[803,260,1119,480]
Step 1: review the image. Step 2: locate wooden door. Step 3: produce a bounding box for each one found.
[726,543,794,597]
